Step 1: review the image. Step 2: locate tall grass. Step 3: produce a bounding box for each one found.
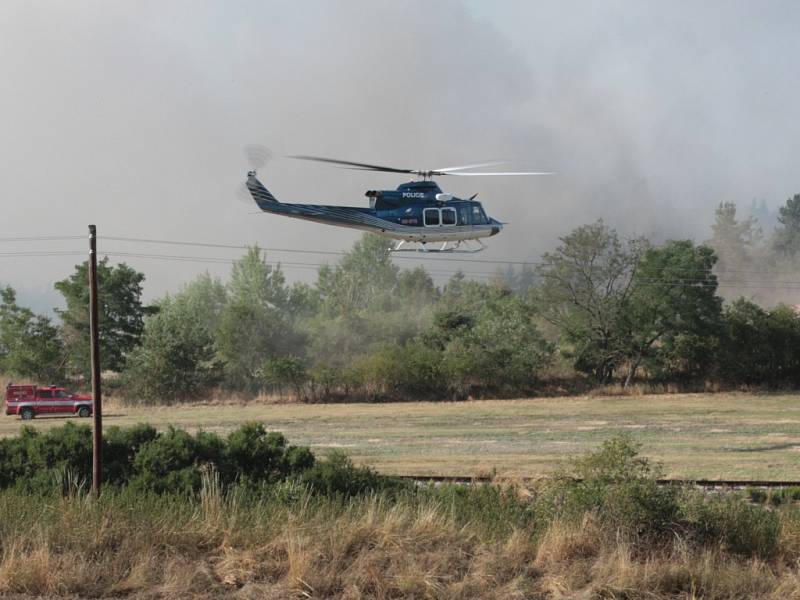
[1,430,799,598]
[1,482,800,598]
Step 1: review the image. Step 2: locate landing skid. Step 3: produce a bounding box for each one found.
[391,239,486,253]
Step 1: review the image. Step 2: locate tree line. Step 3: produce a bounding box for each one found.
[3,193,800,402]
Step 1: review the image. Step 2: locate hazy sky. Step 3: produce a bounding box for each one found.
[1,1,799,311]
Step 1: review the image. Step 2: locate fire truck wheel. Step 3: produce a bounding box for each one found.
[77,406,91,418]
[20,408,35,420]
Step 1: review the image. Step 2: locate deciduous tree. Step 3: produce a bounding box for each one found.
[55,258,151,379]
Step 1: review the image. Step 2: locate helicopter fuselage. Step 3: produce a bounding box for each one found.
[247,174,502,244]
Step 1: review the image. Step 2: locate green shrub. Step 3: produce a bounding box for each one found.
[104,423,159,486]
[0,422,318,495]
[536,435,781,559]
[430,483,534,539]
[538,434,680,542]
[679,492,781,559]
[132,427,211,493]
[747,487,768,504]
[225,422,308,483]
[0,426,37,487]
[299,451,407,497]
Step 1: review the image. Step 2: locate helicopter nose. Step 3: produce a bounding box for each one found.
[490,219,503,236]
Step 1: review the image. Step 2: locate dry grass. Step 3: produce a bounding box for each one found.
[5,391,800,479]
[1,485,800,599]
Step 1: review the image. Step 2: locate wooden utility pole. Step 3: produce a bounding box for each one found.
[89,224,103,496]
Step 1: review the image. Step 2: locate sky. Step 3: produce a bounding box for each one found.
[1,0,799,312]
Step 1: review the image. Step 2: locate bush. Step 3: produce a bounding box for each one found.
[429,483,534,539]
[258,355,308,400]
[0,422,318,495]
[299,451,408,497]
[132,427,212,493]
[225,422,311,483]
[121,296,221,404]
[536,434,781,559]
[747,487,768,504]
[104,423,159,486]
[538,434,679,542]
[679,492,781,558]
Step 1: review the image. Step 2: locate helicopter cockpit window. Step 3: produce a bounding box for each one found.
[472,206,488,225]
[459,206,470,225]
[441,208,456,225]
[423,208,440,226]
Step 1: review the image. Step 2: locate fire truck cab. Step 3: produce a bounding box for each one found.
[5,384,93,420]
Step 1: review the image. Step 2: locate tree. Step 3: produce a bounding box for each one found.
[258,356,308,400]
[534,221,646,382]
[708,202,760,269]
[623,241,722,385]
[397,266,439,308]
[176,272,227,335]
[216,247,304,391]
[54,258,151,379]
[0,286,64,382]
[316,234,399,314]
[772,193,800,258]
[716,299,800,385]
[441,295,552,395]
[121,293,222,404]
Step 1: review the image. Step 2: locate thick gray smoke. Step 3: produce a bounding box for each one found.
[1,0,799,309]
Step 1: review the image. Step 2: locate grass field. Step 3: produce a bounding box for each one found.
[3,392,800,480]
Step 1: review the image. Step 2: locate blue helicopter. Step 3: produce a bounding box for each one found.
[245,153,552,252]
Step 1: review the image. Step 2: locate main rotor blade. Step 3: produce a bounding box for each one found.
[444,171,555,176]
[433,161,508,173]
[288,155,415,174]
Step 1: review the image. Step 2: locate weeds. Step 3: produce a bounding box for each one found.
[0,431,798,597]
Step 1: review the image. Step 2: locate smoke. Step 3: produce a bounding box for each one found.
[1,0,799,306]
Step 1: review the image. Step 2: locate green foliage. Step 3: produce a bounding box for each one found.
[708,202,761,269]
[626,240,722,383]
[439,292,553,395]
[215,247,305,391]
[717,299,800,385]
[0,423,93,492]
[54,258,151,379]
[316,234,399,315]
[299,450,407,496]
[225,422,308,483]
[772,193,800,258]
[131,427,207,493]
[347,341,444,400]
[121,292,222,403]
[541,434,679,542]
[537,434,780,558]
[0,286,64,382]
[258,355,308,399]
[429,483,534,539]
[535,221,647,383]
[679,492,781,558]
[0,421,318,495]
[104,423,159,486]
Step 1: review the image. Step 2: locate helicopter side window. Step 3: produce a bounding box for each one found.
[423,208,440,226]
[441,208,456,225]
[459,206,470,225]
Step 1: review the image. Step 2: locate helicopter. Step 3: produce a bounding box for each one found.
[245,153,552,253]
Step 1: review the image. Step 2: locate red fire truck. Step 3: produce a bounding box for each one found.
[5,384,93,420]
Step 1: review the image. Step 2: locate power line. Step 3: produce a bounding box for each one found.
[4,233,800,290]
[101,251,800,289]
[0,251,85,257]
[0,235,84,243]
[99,234,800,277]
